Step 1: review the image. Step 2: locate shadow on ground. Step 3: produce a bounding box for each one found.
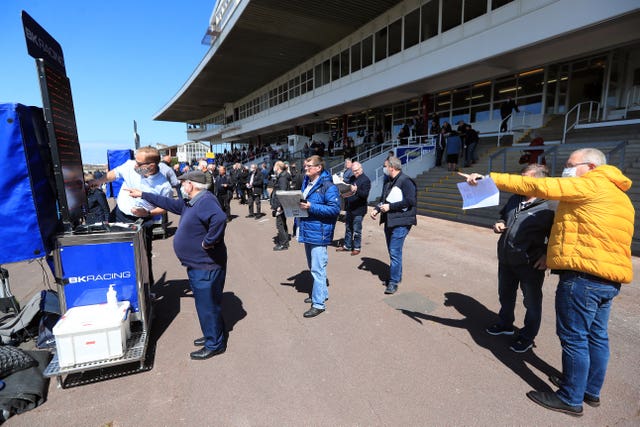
[399,291,560,392]
[281,271,313,296]
[356,256,389,284]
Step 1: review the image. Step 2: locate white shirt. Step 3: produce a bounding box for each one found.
[113,160,172,216]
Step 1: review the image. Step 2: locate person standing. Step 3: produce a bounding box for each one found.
[246,164,263,218]
[336,162,371,255]
[463,148,634,417]
[215,165,233,222]
[297,155,340,318]
[370,156,417,295]
[125,170,228,361]
[486,164,555,353]
[500,97,520,133]
[84,173,110,224]
[93,146,172,285]
[271,161,292,251]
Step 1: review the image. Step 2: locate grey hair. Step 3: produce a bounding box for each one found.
[387,156,402,171]
[574,148,607,166]
[520,163,549,177]
[191,181,209,191]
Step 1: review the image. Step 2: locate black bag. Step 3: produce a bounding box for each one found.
[36,290,60,349]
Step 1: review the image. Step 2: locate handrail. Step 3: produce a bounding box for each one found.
[623,85,640,119]
[496,111,531,146]
[562,101,601,144]
[488,140,626,176]
[372,143,432,183]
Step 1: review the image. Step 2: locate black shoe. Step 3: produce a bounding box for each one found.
[303,307,325,318]
[526,391,583,417]
[486,323,515,336]
[246,214,254,218]
[548,376,601,407]
[190,346,226,360]
[384,284,398,294]
[304,297,328,304]
[254,214,262,219]
[273,244,288,251]
[193,336,205,346]
[509,337,534,353]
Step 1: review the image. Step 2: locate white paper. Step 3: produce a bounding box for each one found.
[456,177,500,209]
[275,190,308,217]
[385,186,403,203]
[332,174,352,194]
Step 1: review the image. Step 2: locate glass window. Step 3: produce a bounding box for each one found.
[362,36,373,68]
[404,8,420,49]
[340,49,349,78]
[470,104,491,122]
[421,0,439,41]
[464,0,487,22]
[492,0,514,10]
[314,64,322,88]
[471,81,492,105]
[331,54,340,82]
[351,43,361,72]
[322,59,330,85]
[517,68,544,97]
[451,87,471,111]
[493,76,517,104]
[375,27,387,62]
[388,19,402,56]
[442,0,462,32]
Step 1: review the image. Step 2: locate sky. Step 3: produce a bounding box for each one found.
[1,0,215,164]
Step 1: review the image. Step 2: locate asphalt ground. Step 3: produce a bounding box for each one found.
[3,198,640,426]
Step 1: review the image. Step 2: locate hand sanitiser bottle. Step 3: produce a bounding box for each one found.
[106,284,118,310]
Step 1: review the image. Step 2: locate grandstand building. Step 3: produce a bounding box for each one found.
[154,0,640,152]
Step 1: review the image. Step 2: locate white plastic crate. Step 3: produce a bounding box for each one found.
[53,301,131,368]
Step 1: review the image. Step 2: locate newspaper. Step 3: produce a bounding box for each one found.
[332,174,352,194]
[275,190,308,217]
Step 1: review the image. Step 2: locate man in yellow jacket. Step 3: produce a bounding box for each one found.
[463,148,634,417]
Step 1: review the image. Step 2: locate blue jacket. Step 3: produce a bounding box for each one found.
[142,190,227,271]
[297,170,340,245]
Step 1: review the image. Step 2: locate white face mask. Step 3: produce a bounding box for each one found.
[180,186,190,199]
[383,167,390,176]
[561,167,577,178]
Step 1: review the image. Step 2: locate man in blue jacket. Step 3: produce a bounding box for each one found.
[125,170,228,360]
[297,155,341,318]
[371,156,417,295]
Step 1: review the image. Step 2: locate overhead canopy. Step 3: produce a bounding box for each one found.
[154,0,404,123]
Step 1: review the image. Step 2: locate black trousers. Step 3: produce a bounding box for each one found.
[275,214,289,246]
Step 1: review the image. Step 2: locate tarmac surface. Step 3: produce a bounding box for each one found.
[3,198,640,426]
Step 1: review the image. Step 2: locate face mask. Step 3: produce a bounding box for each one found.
[383,167,390,176]
[134,166,152,177]
[180,187,189,199]
[561,167,577,178]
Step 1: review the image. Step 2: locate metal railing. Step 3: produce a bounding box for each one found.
[488,140,627,176]
[497,111,531,146]
[562,101,601,144]
[623,85,640,119]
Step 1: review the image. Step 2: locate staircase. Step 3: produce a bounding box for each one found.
[415,120,640,254]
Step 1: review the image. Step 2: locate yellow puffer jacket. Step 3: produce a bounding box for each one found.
[490,165,634,283]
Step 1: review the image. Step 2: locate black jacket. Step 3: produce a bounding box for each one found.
[270,171,291,210]
[344,173,371,217]
[497,195,555,266]
[378,172,417,228]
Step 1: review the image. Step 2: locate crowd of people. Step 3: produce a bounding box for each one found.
[86,142,633,419]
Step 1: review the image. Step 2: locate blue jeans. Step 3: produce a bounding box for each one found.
[384,225,411,286]
[187,267,227,351]
[304,244,328,309]
[555,272,620,406]
[343,213,363,250]
[497,262,544,342]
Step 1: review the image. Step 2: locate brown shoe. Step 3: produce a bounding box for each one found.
[335,247,350,252]
[351,250,360,256]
